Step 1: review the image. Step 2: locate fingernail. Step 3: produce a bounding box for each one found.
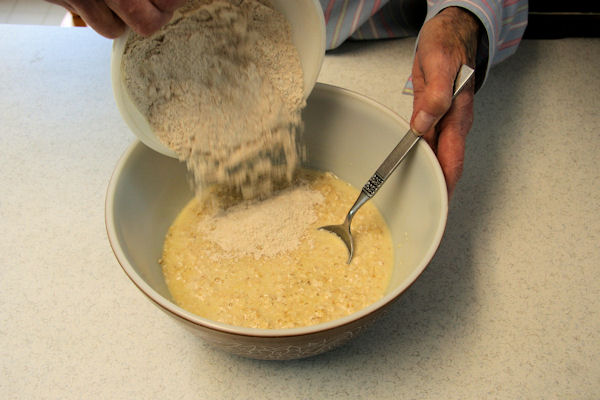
[413,110,435,135]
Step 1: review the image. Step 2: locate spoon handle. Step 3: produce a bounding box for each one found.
[361,64,475,198]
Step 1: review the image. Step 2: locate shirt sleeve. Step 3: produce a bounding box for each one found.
[424,0,528,90]
[321,0,391,49]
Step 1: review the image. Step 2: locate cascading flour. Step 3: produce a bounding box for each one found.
[121,0,305,199]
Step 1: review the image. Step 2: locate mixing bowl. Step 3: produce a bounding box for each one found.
[110,0,326,158]
[106,83,448,360]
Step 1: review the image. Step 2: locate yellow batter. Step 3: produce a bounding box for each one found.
[160,170,393,329]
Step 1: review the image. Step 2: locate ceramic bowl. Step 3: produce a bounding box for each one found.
[106,83,448,360]
[110,0,326,158]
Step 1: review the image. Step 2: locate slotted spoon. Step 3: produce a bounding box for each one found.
[320,65,475,263]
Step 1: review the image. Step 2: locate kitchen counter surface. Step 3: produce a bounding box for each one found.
[1,24,598,399]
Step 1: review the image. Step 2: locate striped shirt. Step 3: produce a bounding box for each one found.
[320,0,528,88]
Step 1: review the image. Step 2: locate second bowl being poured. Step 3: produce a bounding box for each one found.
[110,0,326,158]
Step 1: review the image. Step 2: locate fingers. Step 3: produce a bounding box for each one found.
[410,52,456,136]
[52,0,186,38]
[412,61,474,195]
[410,51,474,196]
[409,7,479,197]
[45,1,77,15]
[68,0,127,38]
[435,91,474,197]
[106,0,182,36]
[150,0,185,12]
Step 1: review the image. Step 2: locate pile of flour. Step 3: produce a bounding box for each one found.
[121,0,305,199]
[198,184,324,260]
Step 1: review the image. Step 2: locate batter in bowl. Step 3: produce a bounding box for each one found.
[160,170,394,329]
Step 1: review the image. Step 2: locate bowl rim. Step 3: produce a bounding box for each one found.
[105,82,448,338]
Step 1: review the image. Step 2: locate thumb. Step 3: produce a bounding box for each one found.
[410,64,456,136]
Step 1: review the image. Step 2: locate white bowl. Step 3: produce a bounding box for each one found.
[106,83,448,360]
[110,0,326,158]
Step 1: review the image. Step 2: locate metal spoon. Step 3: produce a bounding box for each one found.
[320,65,475,264]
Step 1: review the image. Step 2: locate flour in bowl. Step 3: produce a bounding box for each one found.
[121,0,305,199]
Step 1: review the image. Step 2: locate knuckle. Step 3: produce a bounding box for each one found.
[110,0,144,20]
[160,0,187,12]
[135,16,162,35]
[110,0,171,36]
[427,89,453,114]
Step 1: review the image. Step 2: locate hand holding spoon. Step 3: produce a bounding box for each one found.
[320,65,475,263]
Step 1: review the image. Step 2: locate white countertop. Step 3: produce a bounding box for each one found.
[1,25,598,399]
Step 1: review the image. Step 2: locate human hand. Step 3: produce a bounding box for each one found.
[410,6,479,197]
[46,0,186,38]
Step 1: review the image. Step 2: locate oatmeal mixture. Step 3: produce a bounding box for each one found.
[121,0,305,199]
[161,170,394,329]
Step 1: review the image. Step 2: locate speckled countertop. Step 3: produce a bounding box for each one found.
[1,25,598,399]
